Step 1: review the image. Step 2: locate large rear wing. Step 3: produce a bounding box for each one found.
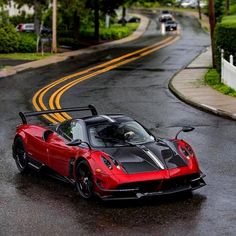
[19,104,98,124]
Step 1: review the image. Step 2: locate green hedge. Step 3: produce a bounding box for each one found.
[0,24,36,53]
[18,34,37,53]
[80,23,138,40]
[58,23,138,49]
[0,25,20,53]
[215,16,236,71]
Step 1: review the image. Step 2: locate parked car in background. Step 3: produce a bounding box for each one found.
[16,23,52,34]
[128,16,141,23]
[159,10,173,22]
[165,20,178,31]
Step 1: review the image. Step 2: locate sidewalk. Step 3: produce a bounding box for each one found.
[169,47,236,120]
[0,13,149,79]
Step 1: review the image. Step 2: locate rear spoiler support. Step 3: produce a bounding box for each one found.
[19,104,98,124]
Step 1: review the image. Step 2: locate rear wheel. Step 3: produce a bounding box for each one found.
[13,137,29,173]
[75,160,94,199]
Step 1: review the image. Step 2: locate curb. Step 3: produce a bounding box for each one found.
[0,13,150,79]
[167,11,236,121]
[169,78,236,121]
[168,48,236,121]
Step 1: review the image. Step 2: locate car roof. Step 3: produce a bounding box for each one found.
[78,114,133,125]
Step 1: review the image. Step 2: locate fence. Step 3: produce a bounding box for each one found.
[221,50,236,90]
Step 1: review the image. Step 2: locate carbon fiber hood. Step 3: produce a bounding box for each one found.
[102,140,188,174]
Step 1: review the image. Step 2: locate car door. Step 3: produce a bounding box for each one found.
[26,126,49,165]
[47,120,85,177]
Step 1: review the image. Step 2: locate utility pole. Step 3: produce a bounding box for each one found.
[94,0,99,41]
[197,0,202,20]
[52,0,57,53]
[209,0,216,67]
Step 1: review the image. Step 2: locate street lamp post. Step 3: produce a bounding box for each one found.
[52,0,57,53]
[209,0,216,67]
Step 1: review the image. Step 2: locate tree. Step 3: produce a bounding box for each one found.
[0,0,9,25]
[86,0,126,40]
[14,0,49,51]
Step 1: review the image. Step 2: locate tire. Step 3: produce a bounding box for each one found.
[13,137,29,174]
[75,160,94,199]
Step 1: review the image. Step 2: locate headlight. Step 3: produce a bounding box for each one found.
[185,144,194,155]
[180,146,190,160]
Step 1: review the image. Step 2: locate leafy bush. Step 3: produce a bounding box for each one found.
[18,34,37,53]
[0,25,20,53]
[80,23,138,40]
[230,4,236,14]
[0,24,37,53]
[58,38,82,49]
[215,16,236,71]
[131,1,160,8]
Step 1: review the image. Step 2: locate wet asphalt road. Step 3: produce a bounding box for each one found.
[1,13,236,235]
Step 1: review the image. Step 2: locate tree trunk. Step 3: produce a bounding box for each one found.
[73,10,80,38]
[197,0,202,20]
[225,0,230,15]
[209,0,216,67]
[94,0,99,41]
[34,0,41,52]
[122,6,126,26]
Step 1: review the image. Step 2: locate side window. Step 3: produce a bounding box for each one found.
[58,120,84,141]
[71,120,84,140]
[58,121,72,140]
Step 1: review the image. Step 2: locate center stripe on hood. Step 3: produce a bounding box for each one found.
[142,149,165,170]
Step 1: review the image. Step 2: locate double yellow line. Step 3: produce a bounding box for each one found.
[32,35,179,124]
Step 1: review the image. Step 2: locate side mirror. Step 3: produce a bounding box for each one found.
[175,126,195,139]
[182,127,195,133]
[67,139,91,150]
[67,139,82,146]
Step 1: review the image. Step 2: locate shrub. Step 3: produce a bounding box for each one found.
[204,69,236,97]
[0,24,20,53]
[18,33,37,53]
[230,4,236,14]
[215,16,236,71]
[58,38,82,49]
[204,68,220,85]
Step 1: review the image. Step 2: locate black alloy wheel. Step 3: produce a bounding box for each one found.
[13,137,29,173]
[76,160,94,199]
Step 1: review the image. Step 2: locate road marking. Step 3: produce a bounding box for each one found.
[33,36,180,123]
[50,36,180,122]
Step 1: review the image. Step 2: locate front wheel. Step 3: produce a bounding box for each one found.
[75,160,94,199]
[13,137,29,174]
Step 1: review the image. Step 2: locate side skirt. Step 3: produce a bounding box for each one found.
[27,155,75,186]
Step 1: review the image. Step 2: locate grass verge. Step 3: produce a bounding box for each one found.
[0,53,52,61]
[204,68,236,97]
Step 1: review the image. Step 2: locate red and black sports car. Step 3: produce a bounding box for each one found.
[13,105,206,200]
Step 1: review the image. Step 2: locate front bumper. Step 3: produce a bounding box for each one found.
[96,173,206,201]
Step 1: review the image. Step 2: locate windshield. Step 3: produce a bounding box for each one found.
[88,121,155,148]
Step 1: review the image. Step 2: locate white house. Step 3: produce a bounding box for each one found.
[4,1,34,16]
